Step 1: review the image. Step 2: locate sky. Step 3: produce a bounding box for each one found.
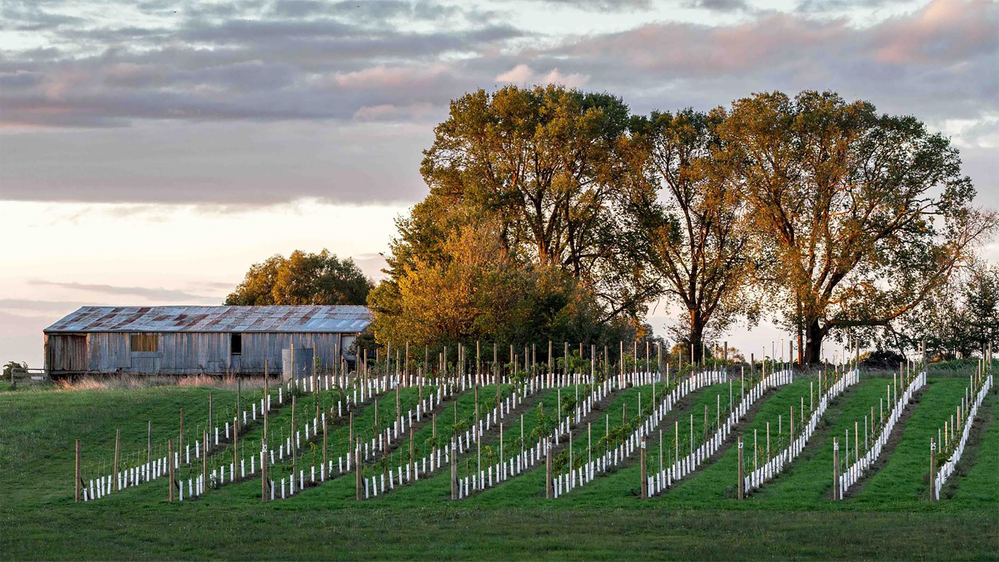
[1,0,997,368]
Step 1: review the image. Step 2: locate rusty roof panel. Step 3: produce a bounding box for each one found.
[44,305,372,334]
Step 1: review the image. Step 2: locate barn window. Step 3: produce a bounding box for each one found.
[231,333,242,354]
[130,333,159,352]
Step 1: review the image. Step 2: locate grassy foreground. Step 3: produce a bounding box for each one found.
[1,372,997,561]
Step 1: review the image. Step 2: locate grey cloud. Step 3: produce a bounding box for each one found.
[1,120,433,204]
[687,0,749,12]
[0,1,84,31]
[0,0,996,208]
[29,280,219,303]
[524,0,651,11]
[796,0,911,13]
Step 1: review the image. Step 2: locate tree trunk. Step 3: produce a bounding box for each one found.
[689,310,705,364]
[804,320,824,364]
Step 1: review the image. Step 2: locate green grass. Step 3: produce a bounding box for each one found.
[2,374,997,561]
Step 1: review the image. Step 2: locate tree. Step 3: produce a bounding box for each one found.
[225,250,371,306]
[368,220,635,348]
[720,90,995,363]
[964,261,999,356]
[369,85,656,349]
[891,260,997,360]
[628,108,755,363]
[417,85,657,322]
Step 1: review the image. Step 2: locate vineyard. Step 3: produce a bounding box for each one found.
[1,347,996,561]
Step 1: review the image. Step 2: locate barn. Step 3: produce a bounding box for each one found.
[43,305,372,376]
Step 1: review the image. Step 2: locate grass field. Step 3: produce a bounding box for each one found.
[1,369,996,561]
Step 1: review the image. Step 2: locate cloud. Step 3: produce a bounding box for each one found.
[495,65,590,88]
[0,0,995,208]
[522,0,651,11]
[686,0,749,12]
[28,280,218,303]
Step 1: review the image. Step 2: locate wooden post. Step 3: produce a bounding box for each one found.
[113,429,121,491]
[75,439,82,502]
[640,436,647,499]
[832,437,839,501]
[929,438,937,501]
[355,438,362,501]
[237,375,242,428]
[322,417,328,480]
[261,445,267,502]
[179,409,184,460]
[147,421,152,471]
[168,439,175,502]
[291,395,297,481]
[233,413,239,479]
[737,438,744,500]
[545,437,553,499]
[450,437,457,500]
[203,430,208,494]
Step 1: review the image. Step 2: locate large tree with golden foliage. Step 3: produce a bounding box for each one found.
[369,85,651,348]
[720,90,995,363]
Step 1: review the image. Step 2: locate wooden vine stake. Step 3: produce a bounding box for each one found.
[75,439,82,502]
[737,438,744,500]
[203,430,208,495]
[355,438,362,502]
[929,438,937,502]
[545,437,553,499]
[322,417,328,481]
[261,445,267,502]
[640,436,647,499]
[168,439,175,502]
[832,437,839,501]
[450,437,457,500]
[113,429,121,491]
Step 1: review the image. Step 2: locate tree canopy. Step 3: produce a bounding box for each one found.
[225,86,995,364]
[718,90,994,362]
[368,85,653,350]
[225,249,371,306]
[627,108,756,362]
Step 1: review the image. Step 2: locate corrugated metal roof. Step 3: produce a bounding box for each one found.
[44,305,372,334]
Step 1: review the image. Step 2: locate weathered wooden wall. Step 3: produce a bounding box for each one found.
[45,331,354,375]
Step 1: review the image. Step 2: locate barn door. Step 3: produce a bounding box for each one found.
[48,334,88,372]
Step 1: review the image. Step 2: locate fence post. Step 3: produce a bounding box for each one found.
[545,437,553,499]
[450,438,457,500]
[261,446,268,503]
[179,409,184,462]
[929,439,937,501]
[168,439,175,502]
[737,438,744,500]
[355,438,362,501]
[75,439,82,502]
[147,421,152,472]
[640,436,647,499]
[203,430,208,495]
[833,438,839,501]
[113,429,121,492]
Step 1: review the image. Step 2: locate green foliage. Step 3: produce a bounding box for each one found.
[893,260,999,359]
[3,361,27,379]
[225,249,372,306]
